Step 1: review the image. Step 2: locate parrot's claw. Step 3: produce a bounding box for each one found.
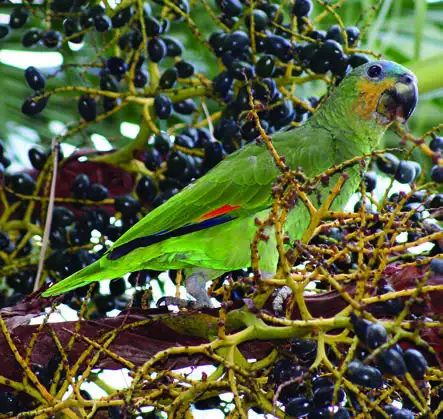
[157,296,207,310]
[157,271,214,309]
[272,286,292,315]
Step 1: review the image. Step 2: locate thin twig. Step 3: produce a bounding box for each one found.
[34,138,59,292]
[201,100,214,140]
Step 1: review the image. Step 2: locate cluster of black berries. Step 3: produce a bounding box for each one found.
[46,168,158,313]
[268,350,350,418]
[207,0,370,148]
[377,148,442,185]
[211,46,360,149]
[349,315,428,417]
[376,153,422,185]
[310,182,441,281]
[285,375,350,418]
[385,187,442,262]
[308,148,442,279]
[0,352,95,415]
[0,145,40,304]
[5,0,367,147]
[0,138,159,313]
[389,189,442,220]
[265,320,429,418]
[6,0,196,120]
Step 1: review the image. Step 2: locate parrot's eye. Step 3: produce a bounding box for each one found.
[367,64,383,79]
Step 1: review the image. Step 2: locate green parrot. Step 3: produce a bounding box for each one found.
[43,60,418,306]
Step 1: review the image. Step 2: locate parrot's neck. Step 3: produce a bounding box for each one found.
[311,95,387,154]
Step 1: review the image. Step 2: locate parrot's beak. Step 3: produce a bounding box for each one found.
[376,73,418,124]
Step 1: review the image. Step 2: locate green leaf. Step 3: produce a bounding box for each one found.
[414,0,427,59]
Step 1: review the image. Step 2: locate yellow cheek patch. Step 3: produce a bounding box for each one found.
[352,78,397,120]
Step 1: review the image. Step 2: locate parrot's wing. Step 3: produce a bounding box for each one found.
[41,127,337,297]
[107,139,282,260]
[42,135,295,297]
[108,126,337,261]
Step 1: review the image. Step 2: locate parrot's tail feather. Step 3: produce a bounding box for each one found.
[42,260,106,296]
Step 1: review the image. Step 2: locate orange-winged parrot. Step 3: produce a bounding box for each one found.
[43,60,418,307]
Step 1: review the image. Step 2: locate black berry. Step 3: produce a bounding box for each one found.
[114,195,141,217]
[431,164,443,183]
[148,37,167,62]
[28,147,48,170]
[78,95,98,122]
[154,95,172,119]
[110,278,126,296]
[175,61,194,78]
[159,68,178,89]
[22,29,42,47]
[377,153,399,175]
[72,174,90,199]
[404,348,427,378]
[377,348,407,376]
[347,361,383,388]
[22,95,49,116]
[25,67,45,91]
[136,176,156,201]
[9,7,29,29]
[292,0,312,17]
[365,322,388,349]
[52,206,75,228]
[106,57,128,76]
[87,184,109,201]
[42,31,62,49]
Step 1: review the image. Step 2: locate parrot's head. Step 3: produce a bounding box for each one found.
[338,60,418,127]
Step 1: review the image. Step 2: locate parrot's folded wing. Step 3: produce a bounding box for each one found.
[106,140,282,259]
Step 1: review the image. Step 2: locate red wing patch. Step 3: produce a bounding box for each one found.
[198,204,241,222]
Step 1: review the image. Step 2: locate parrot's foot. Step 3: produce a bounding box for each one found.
[157,271,213,309]
[272,286,292,315]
